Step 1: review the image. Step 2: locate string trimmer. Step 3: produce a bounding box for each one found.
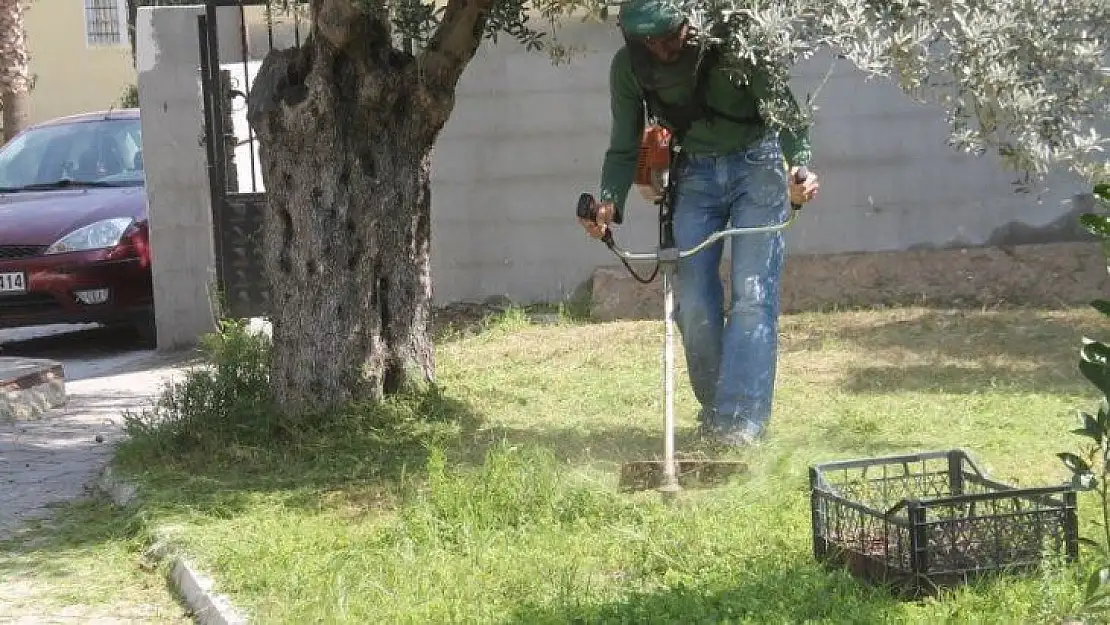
[577,128,807,496]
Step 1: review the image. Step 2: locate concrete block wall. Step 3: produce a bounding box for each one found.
[429,25,639,306]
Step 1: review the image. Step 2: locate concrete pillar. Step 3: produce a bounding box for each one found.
[135,4,243,351]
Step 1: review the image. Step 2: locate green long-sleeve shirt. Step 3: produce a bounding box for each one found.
[599,45,812,216]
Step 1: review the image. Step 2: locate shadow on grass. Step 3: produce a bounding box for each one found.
[430,299,598,345]
[95,307,1104,522]
[5,382,739,604]
[840,362,1090,396]
[461,422,745,466]
[796,309,1108,396]
[0,498,192,622]
[792,307,1106,353]
[113,401,767,524]
[502,562,899,624]
[781,425,925,460]
[108,370,757,515]
[109,386,490,519]
[109,391,933,522]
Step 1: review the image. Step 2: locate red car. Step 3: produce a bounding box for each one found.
[0,108,154,344]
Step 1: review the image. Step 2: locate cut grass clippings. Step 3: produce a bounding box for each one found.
[110,306,1110,623]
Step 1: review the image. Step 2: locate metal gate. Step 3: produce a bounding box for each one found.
[197,0,308,319]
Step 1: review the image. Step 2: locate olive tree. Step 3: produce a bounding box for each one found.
[245,0,1108,414]
[695,0,1110,185]
[0,0,31,141]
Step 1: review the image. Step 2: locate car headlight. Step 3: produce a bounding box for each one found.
[45,218,135,255]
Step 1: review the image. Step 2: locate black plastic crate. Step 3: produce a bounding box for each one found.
[809,449,1079,596]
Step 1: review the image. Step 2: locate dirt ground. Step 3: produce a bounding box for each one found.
[589,241,1110,321]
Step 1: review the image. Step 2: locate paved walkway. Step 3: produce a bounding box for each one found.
[1,350,198,623]
[1,352,189,537]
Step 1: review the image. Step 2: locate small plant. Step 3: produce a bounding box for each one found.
[1060,180,1110,617]
[121,318,275,457]
[118,84,139,108]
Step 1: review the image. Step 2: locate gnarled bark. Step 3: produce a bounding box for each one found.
[0,0,31,141]
[246,0,490,415]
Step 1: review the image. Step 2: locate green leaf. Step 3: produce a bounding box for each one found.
[1080,358,1110,397]
[1073,472,1098,490]
[1080,340,1110,364]
[1083,589,1110,613]
[1078,536,1107,555]
[1080,213,1110,239]
[1087,567,1105,600]
[1093,300,1110,317]
[1095,183,1109,201]
[1060,452,1093,475]
[1073,411,1106,443]
[1080,341,1110,398]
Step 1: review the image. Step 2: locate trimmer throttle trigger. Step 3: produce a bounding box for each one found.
[576,192,614,246]
[790,166,810,211]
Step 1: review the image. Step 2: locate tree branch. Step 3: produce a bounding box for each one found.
[311,0,392,53]
[419,0,495,90]
[246,45,312,141]
[311,0,360,50]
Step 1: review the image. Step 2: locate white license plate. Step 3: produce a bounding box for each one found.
[0,272,26,293]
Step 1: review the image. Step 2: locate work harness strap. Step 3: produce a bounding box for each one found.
[625,34,764,252]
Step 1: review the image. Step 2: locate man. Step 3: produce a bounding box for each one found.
[580,0,820,445]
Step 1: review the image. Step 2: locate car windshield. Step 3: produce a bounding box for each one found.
[0,117,144,191]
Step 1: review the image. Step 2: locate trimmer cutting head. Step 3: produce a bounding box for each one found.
[619,458,748,492]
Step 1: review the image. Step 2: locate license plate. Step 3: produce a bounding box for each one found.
[0,272,26,293]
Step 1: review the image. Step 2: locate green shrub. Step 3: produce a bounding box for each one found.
[122,319,275,457]
[1059,180,1110,618]
[118,84,139,108]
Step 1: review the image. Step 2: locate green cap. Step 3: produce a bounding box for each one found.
[618,0,685,37]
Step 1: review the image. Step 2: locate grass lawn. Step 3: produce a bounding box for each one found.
[0,499,193,622]
[108,305,1110,623]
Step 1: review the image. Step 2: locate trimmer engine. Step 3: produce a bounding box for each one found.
[633,125,674,201]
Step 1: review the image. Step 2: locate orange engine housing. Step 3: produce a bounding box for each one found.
[633,125,673,188]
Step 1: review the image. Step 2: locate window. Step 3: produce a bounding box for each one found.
[84,0,128,48]
[0,119,146,189]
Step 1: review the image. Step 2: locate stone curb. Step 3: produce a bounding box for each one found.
[0,357,66,422]
[96,465,249,625]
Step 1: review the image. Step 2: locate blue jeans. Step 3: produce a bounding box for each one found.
[670,133,790,438]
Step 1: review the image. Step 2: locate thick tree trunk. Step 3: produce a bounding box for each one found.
[264,135,435,413]
[246,0,491,415]
[0,0,31,142]
[2,85,28,141]
[247,31,448,415]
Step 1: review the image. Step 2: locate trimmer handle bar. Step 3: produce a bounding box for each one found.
[576,166,807,263]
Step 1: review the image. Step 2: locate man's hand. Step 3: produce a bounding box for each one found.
[789,166,819,206]
[636,183,663,203]
[578,200,615,239]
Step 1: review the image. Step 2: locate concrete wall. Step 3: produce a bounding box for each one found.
[25,0,136,123]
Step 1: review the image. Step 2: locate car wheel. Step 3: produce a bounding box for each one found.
[133,314,157,348]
